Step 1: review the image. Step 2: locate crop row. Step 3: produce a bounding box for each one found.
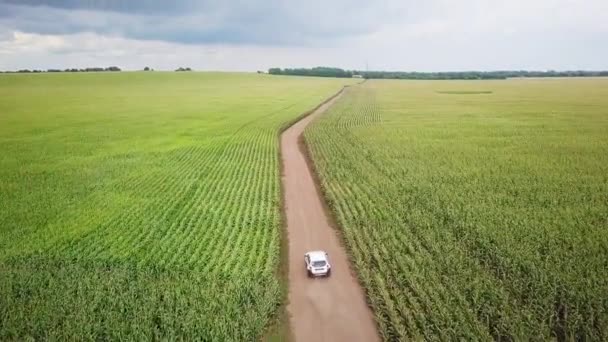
[0,73,353,340]
[305,80,608,340]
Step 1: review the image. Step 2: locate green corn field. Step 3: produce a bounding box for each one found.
[2,72,607,341]
[305,79,608,340]
[0,72,353,340]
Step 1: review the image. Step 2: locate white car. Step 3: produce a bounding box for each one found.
[304,250,331,277]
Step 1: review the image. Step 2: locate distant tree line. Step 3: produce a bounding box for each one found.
[268,67,608,80]
[1,66,122,73]
[0,66,196,73]
[361,70,608,80]
[269,67,353,78]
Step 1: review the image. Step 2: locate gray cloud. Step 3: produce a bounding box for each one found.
[0,1,411,45]
[0,0,606,71]
[1,0,200,14]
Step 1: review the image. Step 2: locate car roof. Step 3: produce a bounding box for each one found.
[306,251,328,261]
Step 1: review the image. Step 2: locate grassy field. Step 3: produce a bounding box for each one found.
[305,78,608,340]
[0,72,352,340]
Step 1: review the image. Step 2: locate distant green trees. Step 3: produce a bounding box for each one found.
[5,67,122,73]
[361,70,608,79]
[269,67,354,78]
[268,67,608,80]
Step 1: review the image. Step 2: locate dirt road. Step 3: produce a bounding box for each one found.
[280,89,379,342]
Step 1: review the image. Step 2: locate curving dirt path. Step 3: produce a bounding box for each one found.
[280,89,379,342]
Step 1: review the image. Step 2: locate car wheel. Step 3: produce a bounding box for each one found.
[326,269,331,277]
[307,270,313,278]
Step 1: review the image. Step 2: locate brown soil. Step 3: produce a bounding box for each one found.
[280,89,379,342]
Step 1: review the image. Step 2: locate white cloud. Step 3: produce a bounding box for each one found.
[0,30,351,71]
[0,0,606,71]
[0,31,69,54]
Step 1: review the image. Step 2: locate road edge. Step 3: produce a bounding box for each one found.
[297,82,381,337]
[262,85,349,342]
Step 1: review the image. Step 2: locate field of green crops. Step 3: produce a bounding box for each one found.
[0,72,352,340]
[305,79,608,340]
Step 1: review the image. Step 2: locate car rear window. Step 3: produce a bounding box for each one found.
[312,260,326,267]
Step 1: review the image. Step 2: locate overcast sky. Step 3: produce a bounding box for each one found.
[0,0,607,71]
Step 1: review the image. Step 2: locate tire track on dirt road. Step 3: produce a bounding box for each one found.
[280,87,379,342]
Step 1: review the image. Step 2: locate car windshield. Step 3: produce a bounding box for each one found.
[312,260,326,267]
